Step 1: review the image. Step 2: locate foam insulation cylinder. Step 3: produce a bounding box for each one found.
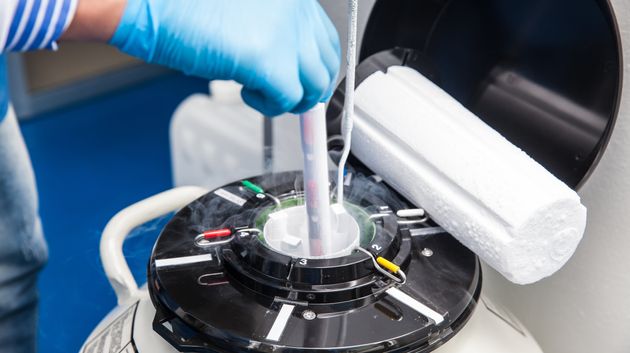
[352,66,587,284]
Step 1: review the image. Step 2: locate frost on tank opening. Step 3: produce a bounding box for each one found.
[262,203,360,259]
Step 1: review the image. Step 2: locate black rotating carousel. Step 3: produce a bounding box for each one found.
[147,171,480,352]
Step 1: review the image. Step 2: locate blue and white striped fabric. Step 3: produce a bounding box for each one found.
[0,0,78,52]
[0,0,77,118]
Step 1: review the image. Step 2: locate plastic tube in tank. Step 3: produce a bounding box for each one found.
[299,103,333,257]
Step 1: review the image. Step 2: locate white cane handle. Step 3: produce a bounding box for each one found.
[100,186,208,305]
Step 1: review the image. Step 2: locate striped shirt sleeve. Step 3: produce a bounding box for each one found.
[0,0,78,52]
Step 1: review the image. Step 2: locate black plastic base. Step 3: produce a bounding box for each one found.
[147,172,480,352]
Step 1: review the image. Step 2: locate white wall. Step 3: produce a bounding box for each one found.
[322,1,630,352]
[482,1,630,352]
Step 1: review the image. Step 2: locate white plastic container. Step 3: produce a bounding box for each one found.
[170,81,304,190]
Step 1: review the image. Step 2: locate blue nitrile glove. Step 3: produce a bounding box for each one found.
[110,0,341,117]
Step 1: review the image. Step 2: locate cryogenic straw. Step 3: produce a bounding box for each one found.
[337,0,359,205]
[194,228,234,247]
[201,228,233,239]
[356,247,405,284]
[300,103,333,257]
[396,208,426,218]
[242,180,264,194]
[377,257,401,274]
[242,180,281,207]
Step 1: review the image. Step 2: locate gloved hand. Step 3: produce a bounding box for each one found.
[111,0,341,116]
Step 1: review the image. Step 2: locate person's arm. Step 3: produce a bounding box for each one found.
[63,0,341,116]
[0,0,80,121]
[0,0,78,52]
[1,0,340,116]
[60,0,124,42]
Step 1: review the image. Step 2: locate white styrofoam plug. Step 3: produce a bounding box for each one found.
[352,66,587,284]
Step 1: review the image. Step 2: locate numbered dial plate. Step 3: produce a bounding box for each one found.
[148,171,481,352]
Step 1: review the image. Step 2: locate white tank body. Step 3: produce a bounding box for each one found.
[80,186,543,353]
[170,81,304,191]
[80,285,543,353]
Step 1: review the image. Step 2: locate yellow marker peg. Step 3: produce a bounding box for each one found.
[377,257,400,274]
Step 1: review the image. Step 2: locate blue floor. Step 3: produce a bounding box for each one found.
[19,74,208,353]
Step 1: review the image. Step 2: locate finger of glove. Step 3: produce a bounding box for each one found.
[317,35,341,102]
[291,29,332,113]
[316,3,342,59]
[316,30,340,78]
[314,4,341,101]
[241,62,304,117]
[291,54,331,114]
